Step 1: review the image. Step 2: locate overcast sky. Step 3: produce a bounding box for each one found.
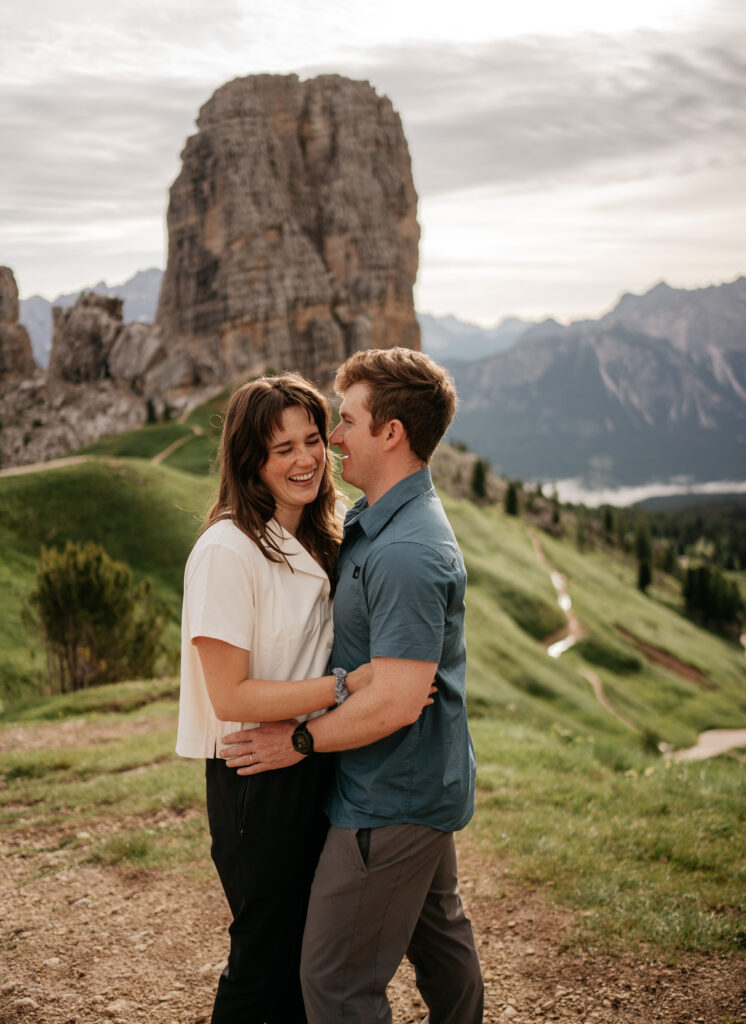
[1,0,744,325]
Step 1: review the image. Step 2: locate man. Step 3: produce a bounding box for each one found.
[223,347,484,1023]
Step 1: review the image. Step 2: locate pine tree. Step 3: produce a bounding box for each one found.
[470,458,487,500]
[505,480,519,516]
[23,541,168,693]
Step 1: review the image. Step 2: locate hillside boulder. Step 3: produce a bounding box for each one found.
[156,73,420,384]
[48,293,124,383]
[108,322,167,393]
[0,267,37,381]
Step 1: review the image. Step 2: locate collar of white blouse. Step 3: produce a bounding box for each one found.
[266,519,330,584]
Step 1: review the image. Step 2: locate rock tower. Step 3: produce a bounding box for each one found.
[156,73,421,384]
[0,268,37,381]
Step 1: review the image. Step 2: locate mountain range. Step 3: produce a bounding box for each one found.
[19,270,525,369]
[18,271,746,489]
[445,278,746,487]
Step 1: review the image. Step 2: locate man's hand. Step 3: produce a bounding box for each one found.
[221,719,300,775]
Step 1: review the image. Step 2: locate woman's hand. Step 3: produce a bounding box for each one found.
[345,662,373,693]
[221,720,300,775]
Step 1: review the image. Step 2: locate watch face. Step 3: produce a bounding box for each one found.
[292,724,313,755]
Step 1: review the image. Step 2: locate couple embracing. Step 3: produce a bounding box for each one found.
[177,346,484,1024]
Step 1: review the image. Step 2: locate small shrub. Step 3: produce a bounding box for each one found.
[23,540,169,693]
[575,635,642,674]
[88,832,155,866]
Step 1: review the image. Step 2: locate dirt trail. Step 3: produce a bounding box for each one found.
[530,532,746,761]
[151,425,204,466]
[0,455,89,478]
[668,728,746,762]
[1,717,745,1024]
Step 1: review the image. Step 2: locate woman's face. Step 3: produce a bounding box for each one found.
[258,405,326,527]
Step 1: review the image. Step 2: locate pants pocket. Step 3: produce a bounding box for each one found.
[355,827,371,866]
[238,776,253,837]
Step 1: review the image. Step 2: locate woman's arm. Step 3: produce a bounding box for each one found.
[195,636,370,722]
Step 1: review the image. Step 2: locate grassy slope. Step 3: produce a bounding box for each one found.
[1,414,745,954]
[76,390,228,472]
[0,459,216,698]
[1,677,743,956]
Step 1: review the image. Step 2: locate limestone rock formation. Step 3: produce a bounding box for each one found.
[46,291,191,398]
[48,293,125,383]
[0,288,201,470]
[0,267,37,381]
[156,73,420,384]
[107,321,166,390]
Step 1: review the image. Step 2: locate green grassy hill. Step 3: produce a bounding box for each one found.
[0,458,215,700]
[2,398,745,742]
[1,407,745,954]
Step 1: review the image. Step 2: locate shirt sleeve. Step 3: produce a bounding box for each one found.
[364,541,449,662]
[185,542,255,651]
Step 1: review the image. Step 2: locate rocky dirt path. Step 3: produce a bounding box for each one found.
[2,719,745,1023]
[2,819,744,1024]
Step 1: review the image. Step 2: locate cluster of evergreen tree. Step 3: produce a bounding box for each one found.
[682,565,744,631]
[458,443,744,635]
[591,501,745,632]
[615,499,746,571]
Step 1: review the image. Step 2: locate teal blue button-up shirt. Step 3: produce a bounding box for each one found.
[326,467,476,832]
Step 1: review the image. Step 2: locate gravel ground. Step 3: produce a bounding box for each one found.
[2,813,744,1024]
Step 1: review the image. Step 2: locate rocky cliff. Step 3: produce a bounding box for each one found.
[0,292,167,469]
[0,268,37,381]
[156,73,420,385]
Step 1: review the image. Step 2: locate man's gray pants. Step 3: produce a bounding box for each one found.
[300,823,484,1024]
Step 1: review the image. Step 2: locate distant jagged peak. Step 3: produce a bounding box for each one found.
[606,275,746,355]
[521,316,569,343]
[612,275,746,315]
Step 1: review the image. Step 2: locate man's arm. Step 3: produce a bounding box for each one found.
[222,656,436,774]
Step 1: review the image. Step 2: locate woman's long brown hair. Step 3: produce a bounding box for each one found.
[204,374,342,583]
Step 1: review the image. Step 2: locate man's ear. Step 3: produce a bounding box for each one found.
[381,419,407,451]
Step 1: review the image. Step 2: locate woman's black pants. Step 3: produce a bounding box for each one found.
[205,754,331,1024]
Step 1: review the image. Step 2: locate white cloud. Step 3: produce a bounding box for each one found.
[1,0,744,316]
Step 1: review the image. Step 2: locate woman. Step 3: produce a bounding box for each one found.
[176,373,368,1024]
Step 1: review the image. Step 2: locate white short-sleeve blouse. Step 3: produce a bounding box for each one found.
[176,517,334,758]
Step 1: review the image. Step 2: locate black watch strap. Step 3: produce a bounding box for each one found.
[291,721,315,756]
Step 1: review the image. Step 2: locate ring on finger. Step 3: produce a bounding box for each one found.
[248,753,253,764]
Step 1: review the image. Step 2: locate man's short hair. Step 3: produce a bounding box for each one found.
[334,347,457,463]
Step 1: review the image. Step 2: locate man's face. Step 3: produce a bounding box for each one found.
[329,382,383,495]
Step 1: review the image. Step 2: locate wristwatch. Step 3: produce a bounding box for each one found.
[291,721,315,756]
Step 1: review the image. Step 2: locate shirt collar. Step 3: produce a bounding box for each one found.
[345,467,433,540]
[266,519,329,581]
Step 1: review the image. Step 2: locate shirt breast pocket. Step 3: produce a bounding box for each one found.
[337,561,369,638]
